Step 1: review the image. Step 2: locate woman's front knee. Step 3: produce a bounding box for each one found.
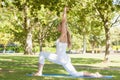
[39,51,49,58]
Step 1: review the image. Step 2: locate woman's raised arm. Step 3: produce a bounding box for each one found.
[59,7,68,42]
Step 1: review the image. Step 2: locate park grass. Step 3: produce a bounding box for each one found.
[0,53,120,80]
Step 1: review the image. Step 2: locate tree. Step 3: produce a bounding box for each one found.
[32,5,59,52]
[93,0,120,62]
[31,0,78,52]
[111,23,120,51]
[11,0,69,54]
[68,0,92,54]
[89,19,104,54]
[0,0,14,53]
[0,0,33,54]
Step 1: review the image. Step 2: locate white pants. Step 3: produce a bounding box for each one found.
[39,51,83,77]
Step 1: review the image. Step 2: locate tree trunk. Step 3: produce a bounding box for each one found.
[24,31,33,55]
[3,45,6,53]
[82,34,86,54]
[104,26,111,62]
[23,4,33,55]
[92,42,95,54]
[39,40,43,52]
[38,27,43,52]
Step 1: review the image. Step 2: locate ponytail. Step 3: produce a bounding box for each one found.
[67,30,71,48]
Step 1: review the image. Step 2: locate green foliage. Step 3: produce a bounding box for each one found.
[94,0,115,24]
[69,0,91,35]
[0,6,14,48]
[32,5,59,46]
[71,34,83,49]
[0,0,120,53]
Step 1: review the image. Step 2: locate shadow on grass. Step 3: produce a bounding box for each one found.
[0,56,120,80]
[71,58,102,64]
[0,56,103,73]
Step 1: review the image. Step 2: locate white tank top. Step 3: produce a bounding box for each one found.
[56,39,70,64]
[56,39,67,55]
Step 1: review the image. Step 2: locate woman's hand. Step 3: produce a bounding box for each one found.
[64,7,69,12]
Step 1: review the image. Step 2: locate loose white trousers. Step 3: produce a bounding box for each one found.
[39,51,83,77]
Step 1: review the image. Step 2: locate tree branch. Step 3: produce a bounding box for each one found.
[111,14,120,27]
[94,4,105,22]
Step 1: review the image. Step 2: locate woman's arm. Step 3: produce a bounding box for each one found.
[59,7,68,43]
[62,7,67,24]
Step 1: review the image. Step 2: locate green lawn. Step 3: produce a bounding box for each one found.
[0,53,120,80]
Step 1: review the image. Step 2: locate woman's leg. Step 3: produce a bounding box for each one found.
[39,51,59,64]
[62,62,83,77]
[62,62,103,77]
[34,51,59,76]
[34,63,44,76]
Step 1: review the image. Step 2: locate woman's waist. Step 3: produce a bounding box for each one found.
[56,52,69,58]
[56,51,66,55]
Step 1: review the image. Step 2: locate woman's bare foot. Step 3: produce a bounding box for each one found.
[95,72,103,78]
[33,72,42,76]
[91,72,103,78]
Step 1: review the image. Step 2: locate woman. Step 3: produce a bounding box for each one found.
[34,7,103,77]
